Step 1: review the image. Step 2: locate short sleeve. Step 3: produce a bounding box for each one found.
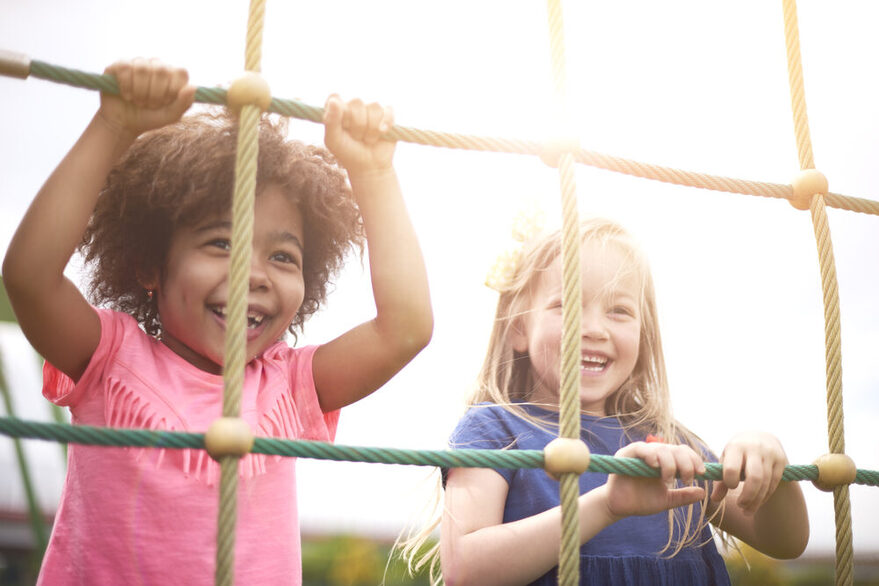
[262,343,339,443]
[42,308,126,407]
[447,404,522,485]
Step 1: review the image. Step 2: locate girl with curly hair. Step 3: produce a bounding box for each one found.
[3,58,432,584]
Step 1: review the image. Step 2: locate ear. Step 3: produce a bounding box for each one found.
[510,317,529,354]
[136,266,159,291]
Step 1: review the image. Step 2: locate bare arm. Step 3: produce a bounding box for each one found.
[441,442,707,586]
[708,432,810,559]
[1,59,194,380]
[313,96,433,411]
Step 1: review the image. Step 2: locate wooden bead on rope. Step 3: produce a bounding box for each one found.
[811,453,856,492]
[226,72,272,113]
[204,417,254,461]
[0,50,31,79]
[544,437,591,481]
[789,169,828,211]
[539,137,580,168]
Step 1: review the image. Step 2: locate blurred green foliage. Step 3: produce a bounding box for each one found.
[302,534,432,586]
[0,276,15,324]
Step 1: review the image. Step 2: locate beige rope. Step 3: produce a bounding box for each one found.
[215,1,266,585]
[782,1,853,584]
[544,0,583,584]
[810,194,854,585]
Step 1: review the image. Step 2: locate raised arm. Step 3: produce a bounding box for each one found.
[312,95,433,411]
[708,431,810,559]
[1,59,194,380]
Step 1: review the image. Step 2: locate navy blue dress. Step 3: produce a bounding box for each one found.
[448,403,731,585]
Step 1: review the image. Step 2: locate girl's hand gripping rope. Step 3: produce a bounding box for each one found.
[322,94,395,180]
[711,431,788,515]
[99,58,196,140]
[603,441,707,520]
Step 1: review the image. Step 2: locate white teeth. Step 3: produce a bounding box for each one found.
[212,306,265,327]
[581,355,607,371]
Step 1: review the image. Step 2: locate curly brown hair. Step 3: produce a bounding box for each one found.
[81,112,364,338]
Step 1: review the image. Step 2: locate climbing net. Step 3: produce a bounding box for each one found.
[1,1,879,585]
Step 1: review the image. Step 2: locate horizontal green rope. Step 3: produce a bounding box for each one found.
[7,57,874,215]
[2,417,878,486]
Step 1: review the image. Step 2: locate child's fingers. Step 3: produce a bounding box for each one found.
[736,454,765,512]
[170,83,197,119]
[652,446,676,482]
[345,98,367,141]
[107,61,134,102]
[322,94,344,148]
[130,57,153,107]
[666,485,706,509]
[145,59,172,109]
[363,102,389,143]
[721,444,744,490]
[710,480,729,503]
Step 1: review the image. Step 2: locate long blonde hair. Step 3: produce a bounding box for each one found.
[397,217,719,584]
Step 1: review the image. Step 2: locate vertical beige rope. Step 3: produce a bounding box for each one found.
[215,1,267,585]
[545,0,582,584]
[782,0,815,171]
[781,1,853,584]
[557,151,582,586]
[810,193,854,585]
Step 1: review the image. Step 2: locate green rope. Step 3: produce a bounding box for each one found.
[11,58,877,216]
[4,417,879,486]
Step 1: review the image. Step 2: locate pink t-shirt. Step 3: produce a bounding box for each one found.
[37,308,338,585]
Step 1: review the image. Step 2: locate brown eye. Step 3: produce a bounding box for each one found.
[271,251,301,267]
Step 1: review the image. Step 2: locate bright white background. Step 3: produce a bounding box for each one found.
[1,0,877,558]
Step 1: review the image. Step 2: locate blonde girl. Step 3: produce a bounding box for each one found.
[404,217,807,585]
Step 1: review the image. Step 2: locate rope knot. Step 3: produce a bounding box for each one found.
[812,453,856,492]
[226,72,272,114]
[205,417,254,461]
[544,437,591,481]
[539,137,580,168]
[790,169,828,211]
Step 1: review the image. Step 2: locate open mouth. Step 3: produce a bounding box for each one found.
[581,353,608,373]
[210,306,266,329]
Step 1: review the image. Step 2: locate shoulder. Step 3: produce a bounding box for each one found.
[256,342,319,385]
[43,308,154,406]
[450,403,554,451]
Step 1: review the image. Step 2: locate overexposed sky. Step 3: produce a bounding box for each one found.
[1,0,878,558]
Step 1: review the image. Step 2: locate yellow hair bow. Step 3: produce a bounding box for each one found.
[485,206,546,292]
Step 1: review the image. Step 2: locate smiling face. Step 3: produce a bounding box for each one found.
[512,240,642,415]
[148,184,305,374]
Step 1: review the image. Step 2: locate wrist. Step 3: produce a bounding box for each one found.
[345,165,397,185]
[586,484,623,527]
[93,109,140,146]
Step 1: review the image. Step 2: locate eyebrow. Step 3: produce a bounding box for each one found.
[195,221,304,253]
[271,230,305,254]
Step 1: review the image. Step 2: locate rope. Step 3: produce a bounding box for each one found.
[5,417,879,485]
[214,2,267,584]
[544,0,583,582]
[782,1,853,583]
[0,2,875,582]
[10,60,876,216]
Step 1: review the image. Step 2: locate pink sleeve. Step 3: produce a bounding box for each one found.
[288,344,339,442]
[42,308,124,407]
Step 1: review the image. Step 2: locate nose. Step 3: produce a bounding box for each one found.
[249,255,270,291]
[581,307,608,340]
